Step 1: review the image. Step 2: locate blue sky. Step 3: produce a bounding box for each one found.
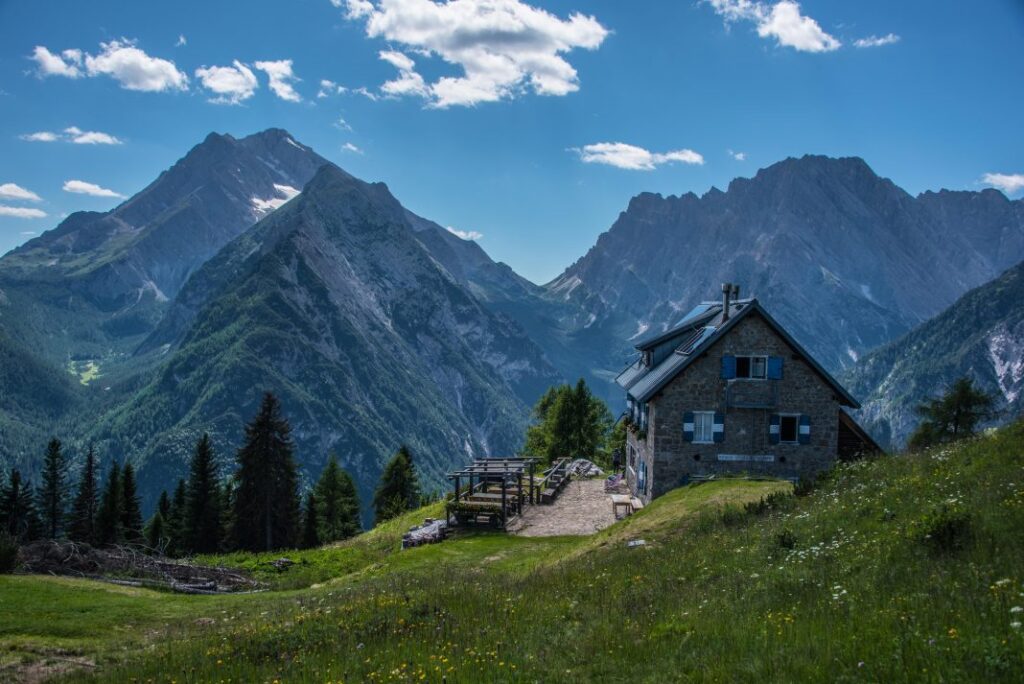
[1,0,1022,284]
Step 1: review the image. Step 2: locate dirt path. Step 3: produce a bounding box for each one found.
[508,478,617,537]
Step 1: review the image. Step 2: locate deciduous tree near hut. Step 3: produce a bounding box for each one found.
[524,379,614,465]
[232,392,300,552]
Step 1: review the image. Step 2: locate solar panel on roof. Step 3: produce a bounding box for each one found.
[674,303,714,327]
[677,326,716,354]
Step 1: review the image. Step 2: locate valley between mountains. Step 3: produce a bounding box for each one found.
[2,128,1022,512]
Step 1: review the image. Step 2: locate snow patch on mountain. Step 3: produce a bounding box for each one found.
[988,324,1024,403]
[251,184,301,214]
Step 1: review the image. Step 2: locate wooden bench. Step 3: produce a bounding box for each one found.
[611,494,632,518]
[629,497,645,512]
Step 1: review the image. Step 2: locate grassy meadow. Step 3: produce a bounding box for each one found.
[3,423,1024,682]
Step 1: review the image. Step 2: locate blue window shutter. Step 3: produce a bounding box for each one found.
[769,414,780,445]
[799,414,811,445]
[767,356,784,379]
[682,411,695,442]
[713,412,725,443]
[721,355,737,379]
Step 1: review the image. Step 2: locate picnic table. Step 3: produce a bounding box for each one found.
[611,494,633,518]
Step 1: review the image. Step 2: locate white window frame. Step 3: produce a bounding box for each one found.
[693,411,715,444]
[735,354,768,380]
[778,413,800,444]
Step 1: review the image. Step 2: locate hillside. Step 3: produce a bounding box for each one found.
[843,260,1024,447]
[547,156,1024,400]
[4,423,1024,682]
[88,164,561,509]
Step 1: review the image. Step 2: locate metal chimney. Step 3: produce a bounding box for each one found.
[731,283,740,302]
[721,282,732,321]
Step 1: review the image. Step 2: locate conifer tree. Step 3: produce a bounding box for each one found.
[0,469,41,542]
[120,463,144,545]
[166,479,187,556]
[909,377,997,450]
[314,454,360,543]
[301,492,320,549]
[157,490,171,520]
[218,480,234,553]
[144,512,167,553]
[232,392,300,551]
[184,434,222,554]
[94,465,123,546]
[523,379,614,464]
[373,445,421,524]
[68,445,99,544]
[37,437,66,539]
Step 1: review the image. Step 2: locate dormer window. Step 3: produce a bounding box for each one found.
[735,355,767,379]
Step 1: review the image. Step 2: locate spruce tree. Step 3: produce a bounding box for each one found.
[184,434,222,554]
[157,490,171,520]
[301,492,320,549]
[68,445,99,544]
[373,445,421,524]
[120,463,144,545]
[0,469,41,542]
[166,479,187,556]
[314,454,351,543]
[37,437,66,539]
[94,465,123,546]
[232,392,300,551]
[336,467,361,539]
[144,512,167,553]
[909,377,996,450]
[218,480,234,553]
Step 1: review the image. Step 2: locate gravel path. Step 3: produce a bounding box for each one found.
[507,478,617,537]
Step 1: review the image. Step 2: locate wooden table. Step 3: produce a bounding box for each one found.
[611,494,633,518]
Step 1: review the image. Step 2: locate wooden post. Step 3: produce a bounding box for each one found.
[501,476,507,529]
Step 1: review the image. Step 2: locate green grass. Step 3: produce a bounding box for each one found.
[66,360,102,386]
[5,424,1024,682]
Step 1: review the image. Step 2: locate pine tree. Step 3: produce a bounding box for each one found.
[0,469,41,542]
[183,434,222,554]
[909,377,997,450]
[95,465,123,546]
[301,492,320,549]
[157,490,171,520]
[523,379,613,464]
[315,454,357,543]
[232,392,301,551]
[37,437,66,539]
[373,445,421,524]
[144,512,167,553]
[68,445,99,544]
[166,479,187,556]
[219,480,234,553]
[120,463,144,545]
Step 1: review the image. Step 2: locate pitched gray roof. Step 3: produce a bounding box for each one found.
[616,298,860,408]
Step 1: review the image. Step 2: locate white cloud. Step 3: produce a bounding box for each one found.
[19,131,59,142]
[853,33,900,48]
[195,61,259,104]
[0,183,42,201]
[63,179,124,198]
[334,117,353,131]
[317,79,348,98]
[982,173,1024,195]
[341,142,364,154]
[84,39,189,91]
[176,35,187,47]
[575,142,704,171]
[338,0,609,108]
[254,60,302,102]
[447,226,483,241]
[30,46,84,78]
[353,86,380,101]
[0,205,47,219]
[20,128,121,144]
[709,0,840,53]
[728,149,746,161]
[64,126,122,145]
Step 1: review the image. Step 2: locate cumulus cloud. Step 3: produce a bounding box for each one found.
[20,131,59,142]
[708,0,840,53]
[254,60,302,102]
[195,61,259,104]
[982,173,1024,195]
[63,179,124,198]
[341,142,364,154]
[32,39,188,91]
[0,205,47,219]
[0,183,42,201]
[575,142,705,171]
[317,79,348,97]
[337,0,609,108]
[20,127,121,144]
[30,46,84,78]
[854,33,900,48]
[447,226,483,241]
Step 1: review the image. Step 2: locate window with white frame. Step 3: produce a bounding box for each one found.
[735,355,767,379]
[693,411,715,443]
